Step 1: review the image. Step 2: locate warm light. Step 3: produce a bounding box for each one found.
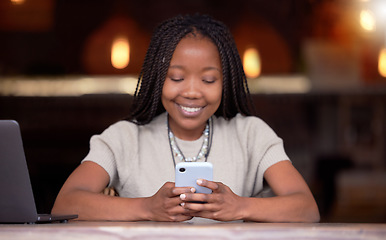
[378,48,386,78]
[360,10,376,32]
[243,47,261,78]
[10,0,25,5]
[111,37,130,69]
[374,1,386,19]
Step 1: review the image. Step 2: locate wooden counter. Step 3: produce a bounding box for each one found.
[0,222,385,240]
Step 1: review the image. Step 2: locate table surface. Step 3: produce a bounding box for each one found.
[0,222,385,240]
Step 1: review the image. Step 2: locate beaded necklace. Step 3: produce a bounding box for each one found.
[167,116,213,165]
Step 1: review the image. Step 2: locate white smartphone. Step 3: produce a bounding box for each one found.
[175,162,213,194]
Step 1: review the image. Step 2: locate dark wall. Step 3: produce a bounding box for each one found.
[0,0,313,75]
[0,94,132,213]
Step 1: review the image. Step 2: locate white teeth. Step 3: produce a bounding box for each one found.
[180,105,201,113]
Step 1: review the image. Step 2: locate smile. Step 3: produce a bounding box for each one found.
[179,105,203,113]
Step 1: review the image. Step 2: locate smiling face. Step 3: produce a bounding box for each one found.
[162,35,223,140]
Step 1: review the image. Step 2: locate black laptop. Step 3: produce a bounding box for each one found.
[0,120,78,224]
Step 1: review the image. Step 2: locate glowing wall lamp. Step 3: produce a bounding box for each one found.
[82,16,149,75]
[360,9,376,32]
[111,36,130,69]
[243,47,261,78]
[10,0,25,5]
[378,48,386,77]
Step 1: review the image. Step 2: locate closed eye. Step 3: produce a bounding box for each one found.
[203,78,217,84]
[170,78,184,82]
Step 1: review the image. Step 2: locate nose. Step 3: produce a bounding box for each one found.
[181,78,202,99]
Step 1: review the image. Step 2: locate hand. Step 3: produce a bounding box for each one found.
[179,179,245,221]
[143,182,195,222]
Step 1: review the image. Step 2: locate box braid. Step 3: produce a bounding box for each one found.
[127,14,255,124]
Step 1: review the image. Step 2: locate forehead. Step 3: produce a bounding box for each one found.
[177,33,216,49]
[170,34,221,66]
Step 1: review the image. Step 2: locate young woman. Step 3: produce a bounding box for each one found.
[52,14,320,223]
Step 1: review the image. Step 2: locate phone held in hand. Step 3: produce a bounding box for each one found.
[175,162,213,194]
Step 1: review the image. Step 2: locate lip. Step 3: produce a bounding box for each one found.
[176,103,205,117]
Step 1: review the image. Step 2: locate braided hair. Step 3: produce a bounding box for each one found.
[127,14,255,124]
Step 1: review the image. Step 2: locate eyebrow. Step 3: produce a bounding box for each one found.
[169,65,221,73]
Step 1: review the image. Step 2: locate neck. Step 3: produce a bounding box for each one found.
[167,118,207,141]
[168,116,211,163]
[170,125,206,141]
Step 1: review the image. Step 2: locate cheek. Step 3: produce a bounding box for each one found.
[209,84,223,105]
[161,85,170,110]
[161,81,175,101]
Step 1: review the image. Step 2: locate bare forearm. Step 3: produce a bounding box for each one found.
[52,190,150,221]
[241,193,320,223]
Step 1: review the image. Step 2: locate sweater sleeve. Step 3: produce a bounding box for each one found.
[82,135,117,186]
[235,115,290,196]
[81,121,134,187]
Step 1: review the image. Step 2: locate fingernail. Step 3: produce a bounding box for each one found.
[180,194,186,200]
[190,188,196,193]
[197,179,203,185]
[180,202,185,207]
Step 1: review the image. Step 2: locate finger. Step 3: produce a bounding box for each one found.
[162,205,194,222]
[161,182,193,198]
[188,210,216,220]
[165,195,190,209]
[172,187,196,196]
[197,179,219,191]
[180,192,212,204]
[182,202,220,213]
[170,213,194,222]
[169,203,192,215]
[161,182,175,197]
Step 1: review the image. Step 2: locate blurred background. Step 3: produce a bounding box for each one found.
[0,0,385,223]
